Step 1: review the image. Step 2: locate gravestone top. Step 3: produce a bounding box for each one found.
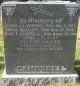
[2,1,79,74]
[1,1,74,4]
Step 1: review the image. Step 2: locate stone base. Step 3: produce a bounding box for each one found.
[1,70,79,86]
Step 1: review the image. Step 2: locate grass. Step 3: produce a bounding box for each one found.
[0,19,4,76]
[75,47,80,79]
[0,41,4,56]
[75,48,80,61]
[0,41,4,76]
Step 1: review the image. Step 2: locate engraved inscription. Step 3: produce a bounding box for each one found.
[15,65,67,73]
[3,4,79,74]
[4,18,76,52]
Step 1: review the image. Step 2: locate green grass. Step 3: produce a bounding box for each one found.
[75,47,80,79]
[0,63,4,76]
[75,48,80,60]
[0,40,4,76]
[0,41,4,57]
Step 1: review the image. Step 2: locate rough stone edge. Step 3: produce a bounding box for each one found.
[1,70,79,85]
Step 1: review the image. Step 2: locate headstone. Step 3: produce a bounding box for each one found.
[1,0,80,85]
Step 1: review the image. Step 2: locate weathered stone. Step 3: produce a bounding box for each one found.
[2,1,79,74]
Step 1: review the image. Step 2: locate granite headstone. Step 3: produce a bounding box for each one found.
[2,1,79,75]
